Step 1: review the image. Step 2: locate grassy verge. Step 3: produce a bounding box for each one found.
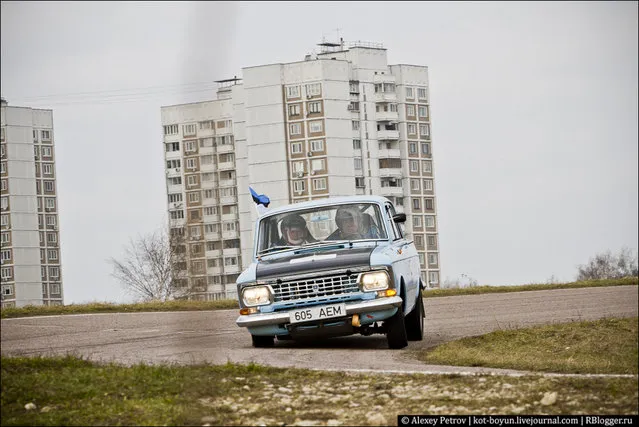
[413,317,639,375]
[422,277,638,298]
[1,356,637,426]
[1,277,636,319]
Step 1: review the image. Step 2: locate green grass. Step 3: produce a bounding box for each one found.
[414,317,639,375]
[2,355,637,426]
[422,277,638,298]
[2,277,636,319]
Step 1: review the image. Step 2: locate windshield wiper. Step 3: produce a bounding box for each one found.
[258,245,297,255]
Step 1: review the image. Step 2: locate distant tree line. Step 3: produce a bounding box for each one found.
[576,247,638,281]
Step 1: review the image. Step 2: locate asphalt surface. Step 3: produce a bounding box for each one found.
[2,286,637,375]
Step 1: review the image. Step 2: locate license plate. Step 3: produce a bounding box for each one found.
[289,303,346,324]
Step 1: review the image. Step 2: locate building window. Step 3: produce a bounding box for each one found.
[410,160,419,173]
[418,88,428,100]
[41,130,51,141]
[167,159,181,169]
[51,283,61,294]
[418,253,425,267]
[425,198,434,210]
[286,85,300,99]
[164,124,178,135]
[1,196,7,210]
[166,142,180,152]
[200,155,213,165]
[352,120,360,131]
[418,105,429,119]
[406,87,414,99]
[45,198,55,209]
[421,143,430,155]
[216,120,232,130]
[184,141,196,153]
[409,142,417,154]
[199,120,214,130]
[1,179,7,191]
[291,142,303,154]
[308,101,322,113]
[1,249,10,261]
[187,175,197,187]
[186,158,197,170]
[204,207,218,216]
[188,192,200,203]
[308,120,323,133]
[42,147,52,157]
[411,179,420,191]
[312,178,327,191]
[293,161,304,174]
[219,153,234,163]
[412,198,421,210]
[413,216,422,227]
[46,215,56,226]
[427,235,437,247]
[428,253,438,265]
[224,222,237,232]
[422,160,432,173]
[170,210,184,219]
[0,162,5,174]
[311,159,325,172]
[0,232,8,244]
[355,177,365,188]
[425,216,435,228]
[289,104,301,117]
[407,105,415,116]
[310,139,324,152]
[168,193,182,203]
[420,124,430,138]
[44,181,54,192]
[48,249,58,260]
[293,180,305,193]
[182,124,197,136]
[423,179,433,191]
[47,233,57,244]
[353,139,361,150]
[354,158,362,170]
[407,123,417,136]
[414,235,423,248]
[306,83,321,96]
[1,267,12,279]
[169,177,182,185]
[289,123,302,136]
[0,214,8,226]
[189,210,201,220]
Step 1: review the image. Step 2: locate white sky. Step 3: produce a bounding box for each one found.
[1,1,637,304]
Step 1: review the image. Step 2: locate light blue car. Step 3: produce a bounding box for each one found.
[235,195,424,349]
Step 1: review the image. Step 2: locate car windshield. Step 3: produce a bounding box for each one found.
[257,203,388,254]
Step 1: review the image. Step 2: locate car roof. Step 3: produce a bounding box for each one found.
[262,195,392,217]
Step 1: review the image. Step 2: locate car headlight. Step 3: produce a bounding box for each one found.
[241,285,272,307]
[358,271,390,292]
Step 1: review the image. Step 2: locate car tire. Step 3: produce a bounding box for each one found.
[251,335,275,348]
[405,291,424,341]
[385,304,408,349]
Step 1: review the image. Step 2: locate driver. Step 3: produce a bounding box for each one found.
[329,206,364,240]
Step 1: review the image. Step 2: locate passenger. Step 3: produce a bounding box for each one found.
[278,214,315,246]
[326,206,364,240]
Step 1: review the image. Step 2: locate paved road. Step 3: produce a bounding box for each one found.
[2,286,637,374]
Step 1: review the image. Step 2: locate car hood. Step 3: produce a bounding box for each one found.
[256,245,375,280]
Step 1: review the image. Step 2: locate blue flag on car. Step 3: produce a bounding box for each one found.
[249,187,270,207]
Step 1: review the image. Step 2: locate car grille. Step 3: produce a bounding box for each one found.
[270,274,360,302]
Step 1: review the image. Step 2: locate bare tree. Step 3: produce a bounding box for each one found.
[576,247,639,281]
[108,222,189,302]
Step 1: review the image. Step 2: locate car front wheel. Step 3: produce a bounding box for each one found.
[405,291,424,341]
[385,304,408,349]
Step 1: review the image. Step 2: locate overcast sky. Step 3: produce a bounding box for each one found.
[1,1,637,304]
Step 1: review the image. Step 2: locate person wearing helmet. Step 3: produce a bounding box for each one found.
[278,214,314,246]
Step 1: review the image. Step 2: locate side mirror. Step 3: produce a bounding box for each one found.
[392,213,406,223]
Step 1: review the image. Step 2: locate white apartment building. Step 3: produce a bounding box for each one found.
[161,40,440,300]
[0,98,64,308]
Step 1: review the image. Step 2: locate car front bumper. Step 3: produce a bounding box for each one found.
[236,296,403,329]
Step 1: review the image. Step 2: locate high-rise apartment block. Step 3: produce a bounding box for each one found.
[1,98,64,308]
[161,40,440,300]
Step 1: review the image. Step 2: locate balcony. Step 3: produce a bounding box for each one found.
[373,73,396,84]
[206,248,222,257]
[376,110,399,123]
[380,186,404,197]
[207,266,222,275]
[219,179,236,187]
[374,91,397,103]
[378,148,401,158]
[200,163,217,173]
[377,129,399,140]
[379,168,403,178]
[220,196,238,206]
[217,144,234,154]
[218,161,235,171]
[221,212,239,222]
[166,167,182,177]
[224,265,241,275]
[223,248,240,257]
[222,231,239,240]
